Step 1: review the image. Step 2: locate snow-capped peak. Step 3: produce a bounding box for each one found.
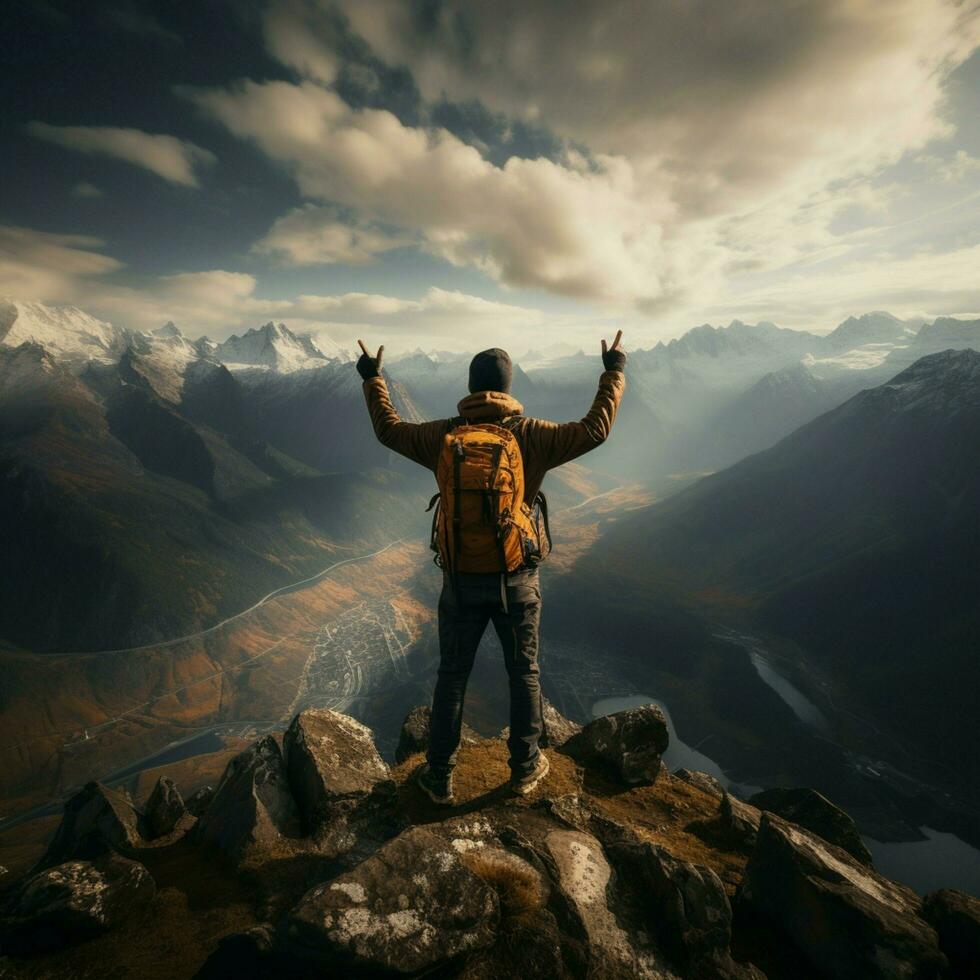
[152,321,182,339]
[0,299,131,372]
[214,321,334,373]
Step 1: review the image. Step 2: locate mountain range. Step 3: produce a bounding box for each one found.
[556,349,980,817]
[2,297,977,646]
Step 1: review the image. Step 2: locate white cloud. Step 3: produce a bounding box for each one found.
[29,122,216,187]
[264,0,339,84]
[332,0,978,208]
[0,224,563,347]
[228,0,980,319]
[255,205,411,264]
[706,240,980,332]
[916,149,980,183]
[187,79,679,306]
[0,225,122,299]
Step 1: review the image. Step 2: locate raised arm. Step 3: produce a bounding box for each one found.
[520,331,626,469]
[357,340,446,471]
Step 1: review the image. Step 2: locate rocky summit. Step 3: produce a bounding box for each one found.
[1,704,977,979]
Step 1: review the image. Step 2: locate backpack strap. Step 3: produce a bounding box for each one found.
[451,436,463,587]
[498,415,525,456]
[535,491,553,555]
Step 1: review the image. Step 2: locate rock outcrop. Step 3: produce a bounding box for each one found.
[196,735,301,862]
[395,705,484,763]
[0,855,155,954]
[544,828,673,978]
[559,703,668,785]
[605,837,760,979]
[499,697,583,750]
[282,825,499,974]
[283,708,398,858]
[748,786,873,866]
[922,888,980,978]
[184,785,215,817]
[37,783,144,868]
[719,792,762,848]
[539,698,583,748]
[740,812,947,979]
[144,776,191,840]
[5,703,969,980]
[674,768,725,798]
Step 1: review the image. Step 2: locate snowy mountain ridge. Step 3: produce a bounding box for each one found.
[0,299,132,372]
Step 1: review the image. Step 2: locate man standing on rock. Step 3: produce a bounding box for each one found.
[356,333,626,804]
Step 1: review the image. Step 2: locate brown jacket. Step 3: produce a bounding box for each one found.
[362,370,625,502]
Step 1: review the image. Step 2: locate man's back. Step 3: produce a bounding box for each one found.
[361,361,624,503]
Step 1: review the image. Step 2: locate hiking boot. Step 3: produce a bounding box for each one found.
[510,752,550,796]
[416,764,454,806]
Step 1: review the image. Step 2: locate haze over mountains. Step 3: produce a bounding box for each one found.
[2,295,976,651]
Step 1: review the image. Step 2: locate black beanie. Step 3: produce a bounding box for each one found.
[468,348,513,393]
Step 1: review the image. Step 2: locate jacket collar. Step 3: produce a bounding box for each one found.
[456,390,524,421]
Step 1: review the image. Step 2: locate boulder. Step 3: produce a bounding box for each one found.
[196,735,301,862]
[396,705,483,764]
[606,838,757,978]
[741,812,946,979]
[559,704,669,786]
[719,793,762,848]
[0,854,155,954]
[922,888,980,978]
[38,782,144,868]
[543,829,672,978]
[749,787,873,866]
[282,825,499,974]
[185,785,215,817]
[675,768,725,799]
[144,777,191,840]
[283,709,397,857]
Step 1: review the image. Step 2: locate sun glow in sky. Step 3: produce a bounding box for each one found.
[4,1,980,352]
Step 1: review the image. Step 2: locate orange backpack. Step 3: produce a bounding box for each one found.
[428,419,551,575]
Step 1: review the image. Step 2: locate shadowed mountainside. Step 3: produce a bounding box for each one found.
[562,350,980,806]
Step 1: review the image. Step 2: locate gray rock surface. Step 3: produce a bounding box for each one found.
[396,705,483,764]
[184,785,215,817]
[559,704,669,785]
[196,735,300,862]
[719,793,762,848]
[283,708,397,857]
[283,825,499,974]
[922,888,980,978]
[741,813,946,979]
[748,786,873,866]
[539,698,583,749]
[0,854,155,953]
[501,698,583,750]
[674,768,725,798]
[544,828,674,978]
[38,782,144,867]
[144,776,191,840]
[607,838,759,978]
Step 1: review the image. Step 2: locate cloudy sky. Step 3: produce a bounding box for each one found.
[3,0,979,353]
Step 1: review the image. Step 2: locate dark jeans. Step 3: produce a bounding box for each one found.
[427,568,543,779]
